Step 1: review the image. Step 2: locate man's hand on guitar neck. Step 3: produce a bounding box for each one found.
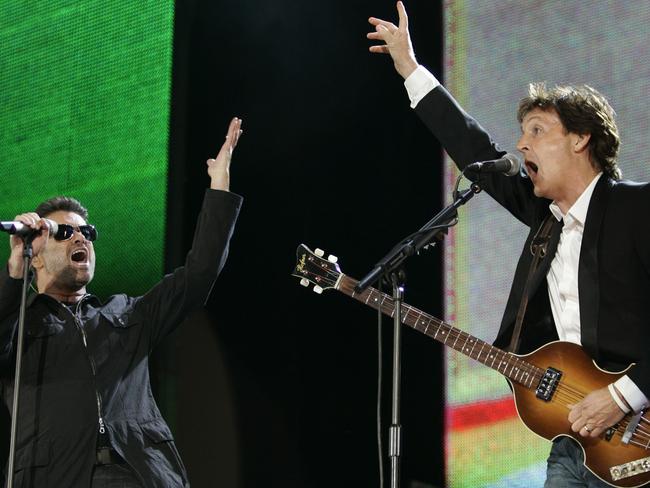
[568,386,627,438]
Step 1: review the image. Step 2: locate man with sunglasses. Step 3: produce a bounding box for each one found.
[0,117,244,487]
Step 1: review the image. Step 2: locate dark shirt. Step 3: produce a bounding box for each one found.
[0,189,242,487]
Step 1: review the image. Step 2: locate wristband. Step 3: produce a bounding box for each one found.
[608,383,632,414]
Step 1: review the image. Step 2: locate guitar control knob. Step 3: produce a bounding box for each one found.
[327,255,338,263]
[313,285,323,294]
[315,248,325,257]
[300,278,310,287]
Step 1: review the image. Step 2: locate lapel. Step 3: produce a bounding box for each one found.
[578,176,614,359]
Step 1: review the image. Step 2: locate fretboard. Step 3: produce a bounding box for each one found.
[338,274,544,389]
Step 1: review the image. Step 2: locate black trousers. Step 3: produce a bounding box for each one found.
[91,464,142,488]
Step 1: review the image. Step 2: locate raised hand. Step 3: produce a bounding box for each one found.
[367,1,418,79]
[207,117,243,191]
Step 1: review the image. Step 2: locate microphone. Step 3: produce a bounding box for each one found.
[0,219,59,237]
[465,153,521,176]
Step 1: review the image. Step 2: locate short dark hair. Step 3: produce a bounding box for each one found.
[517,82,622,180]
[35,196,89,221]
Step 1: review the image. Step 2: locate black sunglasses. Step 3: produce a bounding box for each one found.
[54,224,98,242]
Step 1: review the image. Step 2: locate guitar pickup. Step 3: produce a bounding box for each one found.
[535,367,563,402]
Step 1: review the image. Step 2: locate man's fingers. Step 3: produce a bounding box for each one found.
[226,117,239,139]
[567,406,580,423]
[368,17,397,32]
[224,117,242,150]
[369,45,390,54]
[210,117,243,164]
[231,119,243,148]
[367,31,385,40]
[570,420,582,433]
[590,426,606,438]
[14,213,42,229]
[572,420,596,437]
[396,1,409,31]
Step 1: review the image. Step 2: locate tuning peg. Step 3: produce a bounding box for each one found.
[300,278,310,287]
[313,285,323,294]
[315,248,325,257]
[327,254,338,263]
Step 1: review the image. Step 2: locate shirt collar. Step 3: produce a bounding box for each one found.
[549,172,603,225]
[27,291,102,311]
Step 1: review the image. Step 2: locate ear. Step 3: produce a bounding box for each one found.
[31,254,45,273]
[573,132,591,153]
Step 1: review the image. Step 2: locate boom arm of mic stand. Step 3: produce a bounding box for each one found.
[355,183,481,293]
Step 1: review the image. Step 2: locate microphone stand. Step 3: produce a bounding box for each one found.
[356,181,482,488]
[6,234,35,488]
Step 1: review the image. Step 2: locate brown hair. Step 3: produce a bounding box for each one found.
[517,83,621,180]
[35,196,89,221]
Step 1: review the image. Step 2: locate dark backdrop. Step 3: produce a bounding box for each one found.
[164,1,446,486]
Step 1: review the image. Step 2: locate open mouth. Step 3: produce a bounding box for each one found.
[525,161,539,174]
[70,248,88,264]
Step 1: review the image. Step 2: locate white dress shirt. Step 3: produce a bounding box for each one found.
[546,175,601,346]
[404,66,648,412]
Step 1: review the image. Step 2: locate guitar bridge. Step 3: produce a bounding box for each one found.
[610,456,650,482]
[535,367,562,402]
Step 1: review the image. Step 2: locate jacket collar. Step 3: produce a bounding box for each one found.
[27,291,102,312]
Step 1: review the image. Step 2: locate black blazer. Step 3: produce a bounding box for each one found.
[415,85,650,396]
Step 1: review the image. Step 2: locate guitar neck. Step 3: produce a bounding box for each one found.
[337,274,544,389]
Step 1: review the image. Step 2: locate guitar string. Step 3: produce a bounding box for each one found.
[553,381,650,435]
[549,382,650,433]
[391,311,650,446]
[542,385,650,446]
[350,283,607,437]
[613,425,650,448]
[395,306,650,447]
[400,312,650,441]
[529,388,650,447]
[355,285,650,441]
[328,274,650,448]
[549,399,650,448]
[323,271,636,411]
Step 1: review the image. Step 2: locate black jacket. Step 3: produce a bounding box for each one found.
[414,85,650,395]
[0,189,242,487]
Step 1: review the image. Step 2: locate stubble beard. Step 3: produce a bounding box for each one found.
[53,265,94,293]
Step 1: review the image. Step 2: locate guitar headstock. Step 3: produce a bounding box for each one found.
[292,244,342,294]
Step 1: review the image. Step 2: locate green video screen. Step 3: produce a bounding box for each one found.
[0,1,175,298]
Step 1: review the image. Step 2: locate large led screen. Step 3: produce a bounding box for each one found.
[443,1,650,486]
[0,2,174,298]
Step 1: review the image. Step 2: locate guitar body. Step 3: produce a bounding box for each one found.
[293,244,650,487]
[513,341,648,487]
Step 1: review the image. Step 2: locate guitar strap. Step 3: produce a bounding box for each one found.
[507,215,557,353]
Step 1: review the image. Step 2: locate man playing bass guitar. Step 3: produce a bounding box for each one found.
[367,2,649,486]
